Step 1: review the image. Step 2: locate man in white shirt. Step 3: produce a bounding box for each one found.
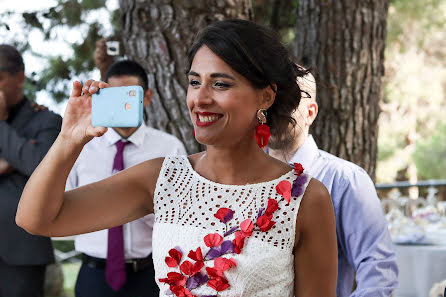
[66,60,187,297]
[268,69,398,297]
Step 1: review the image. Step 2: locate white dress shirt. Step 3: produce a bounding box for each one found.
[66,123,187,260]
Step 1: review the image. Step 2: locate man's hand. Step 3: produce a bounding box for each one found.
[0,158,13,175]
[94,38,114,80]
[30,101,49,112]
[0,90,8,121]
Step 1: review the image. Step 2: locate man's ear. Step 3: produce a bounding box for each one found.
[260,83,277,110]
[143,88,153,107]
[306,101,318,126]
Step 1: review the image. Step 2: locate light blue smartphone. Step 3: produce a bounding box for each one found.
[91,86,143,127]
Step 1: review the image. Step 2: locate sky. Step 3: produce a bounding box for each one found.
[0,0,118,115]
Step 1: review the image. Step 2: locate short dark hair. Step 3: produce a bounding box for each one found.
[104,60,148,91]
[104,60,150,123]
[188,19,308,149]
[0,44,25,74]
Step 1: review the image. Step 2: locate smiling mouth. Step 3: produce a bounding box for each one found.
[196,112,222,126]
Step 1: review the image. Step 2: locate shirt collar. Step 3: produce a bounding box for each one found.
[103,122,147,147]
[289,135,320,170]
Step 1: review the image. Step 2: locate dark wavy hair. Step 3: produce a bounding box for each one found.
[187,19,308,149]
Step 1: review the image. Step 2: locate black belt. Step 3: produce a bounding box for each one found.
[82,253,153,273]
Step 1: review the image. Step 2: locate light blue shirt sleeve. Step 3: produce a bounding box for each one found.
[336,168,398,297]
[289,136,398,297]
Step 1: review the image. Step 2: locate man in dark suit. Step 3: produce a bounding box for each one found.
[0,44,62,297]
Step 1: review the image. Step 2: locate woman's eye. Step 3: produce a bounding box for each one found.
[214,81,231,88]
[189,80,200,87]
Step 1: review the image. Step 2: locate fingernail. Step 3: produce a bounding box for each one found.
[90,86,98,92]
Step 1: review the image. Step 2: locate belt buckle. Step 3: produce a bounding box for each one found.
[132,260,138,272]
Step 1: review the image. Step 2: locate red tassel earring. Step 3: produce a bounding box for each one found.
[254,109,270,148]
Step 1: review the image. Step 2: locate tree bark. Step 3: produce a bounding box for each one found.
[294,0,389,180]
[119,0,253,153]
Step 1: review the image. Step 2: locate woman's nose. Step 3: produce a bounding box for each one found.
[194,86,213,106]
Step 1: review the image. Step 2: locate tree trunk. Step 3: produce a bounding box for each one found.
[294,0,389,180]
[119,0,253,153]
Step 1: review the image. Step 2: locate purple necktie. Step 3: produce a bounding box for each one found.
[106,140,130,291]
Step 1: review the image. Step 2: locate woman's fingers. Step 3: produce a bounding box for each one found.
[71,81,83,97]
[87,126,108,137]
[82,79,94,93]
[88,81,101,94]
[98,81,110,89]
[81,79,108,95]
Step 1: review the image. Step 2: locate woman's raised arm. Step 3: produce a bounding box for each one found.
[16,80,161,237]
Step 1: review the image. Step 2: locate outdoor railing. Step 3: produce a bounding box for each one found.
[376,179,446,216]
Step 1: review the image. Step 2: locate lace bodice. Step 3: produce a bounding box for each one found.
[152,156,311,297]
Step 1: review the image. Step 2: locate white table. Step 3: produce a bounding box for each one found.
[393,244,446,297]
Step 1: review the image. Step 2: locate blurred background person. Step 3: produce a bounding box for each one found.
[268,67,398,297]
[66,57,186,297]
[0,44,62,297]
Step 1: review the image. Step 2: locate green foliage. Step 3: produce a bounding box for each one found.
[52,239,75,252]
[387,0,446,47]
[376,0,446,182]
[0,0,119,103]
[413,121,446,179]
[253,0,299,47]
[62,262,81,297]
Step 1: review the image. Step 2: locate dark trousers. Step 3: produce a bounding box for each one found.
[75,254,159,297]
[0,257,45,297]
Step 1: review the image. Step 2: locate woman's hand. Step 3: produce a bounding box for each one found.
[61,80,108,146]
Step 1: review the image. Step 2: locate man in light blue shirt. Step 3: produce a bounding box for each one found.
[268,71,398,297]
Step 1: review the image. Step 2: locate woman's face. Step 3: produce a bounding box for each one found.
[187,46,265,147]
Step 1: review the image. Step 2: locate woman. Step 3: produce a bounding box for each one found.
[17,20,337,296]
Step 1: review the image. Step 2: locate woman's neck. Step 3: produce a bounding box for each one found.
[192,141,289,185]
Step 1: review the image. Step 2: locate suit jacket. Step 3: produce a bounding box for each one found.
[0,97,61,265]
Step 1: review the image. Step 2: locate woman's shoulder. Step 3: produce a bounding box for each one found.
[298,178,334,229]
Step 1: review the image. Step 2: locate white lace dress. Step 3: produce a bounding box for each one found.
[152,156,311,297]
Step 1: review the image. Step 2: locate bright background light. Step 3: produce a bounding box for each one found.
[0,0,118,115]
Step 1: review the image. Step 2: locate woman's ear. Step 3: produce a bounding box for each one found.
[260,83,277,109]
[143,88,153,107]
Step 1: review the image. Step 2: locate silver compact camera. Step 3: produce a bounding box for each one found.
[106,41,120,56]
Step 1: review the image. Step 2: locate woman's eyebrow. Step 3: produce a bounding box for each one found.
[210,73,235,80]
[188,70,200,77]
[187,71,235,81]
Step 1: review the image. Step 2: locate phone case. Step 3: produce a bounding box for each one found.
[91,86,143,127]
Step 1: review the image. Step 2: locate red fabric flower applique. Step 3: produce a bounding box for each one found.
[204,233,223,248]
[206,267,230,292]
[214,208,234,223]
[214,257,237,272]
[180,260,204,277]
[264,198,279,217]
[170,285,196,297]
[240,219,254,237]
[293,163,304,176]
[276,180,292,203]
[159,271,187,287]
[187,247,203,262]
[207,277,230,292]
[256,214,276,232]
[165,248,182,268]
[232,230,246,254]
